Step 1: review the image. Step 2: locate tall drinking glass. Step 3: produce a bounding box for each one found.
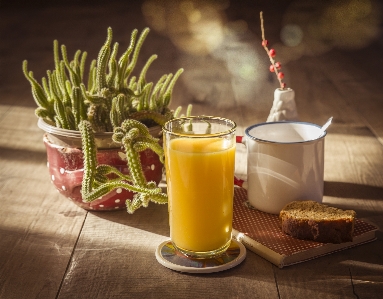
[163,116,236,259]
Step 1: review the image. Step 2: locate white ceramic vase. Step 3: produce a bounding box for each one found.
[267,88,299,122]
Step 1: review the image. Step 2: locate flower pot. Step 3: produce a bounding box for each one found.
[38,119,163,211]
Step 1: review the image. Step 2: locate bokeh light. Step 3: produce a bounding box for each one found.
[280,24,303,47]
[142,0,228,56]
[279,0,381,62]
[142,0,276,110]
[142,0,382,110]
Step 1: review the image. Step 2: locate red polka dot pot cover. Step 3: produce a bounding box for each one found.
[43,133,163,211]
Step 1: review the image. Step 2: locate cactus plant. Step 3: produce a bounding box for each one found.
[23,27,190,213]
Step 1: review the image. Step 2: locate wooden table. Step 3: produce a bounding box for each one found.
[1,1,383,298]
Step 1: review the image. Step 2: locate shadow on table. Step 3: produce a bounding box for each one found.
[89,181,383,236]
[324,181,383,224]
[324,181,383,200]
[90,201,170,237]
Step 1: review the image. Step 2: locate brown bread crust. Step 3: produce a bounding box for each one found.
[280,201,356,244]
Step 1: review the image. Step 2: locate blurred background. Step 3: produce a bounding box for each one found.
[1,0,383,121]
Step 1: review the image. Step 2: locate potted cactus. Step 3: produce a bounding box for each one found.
[23,27,190,213]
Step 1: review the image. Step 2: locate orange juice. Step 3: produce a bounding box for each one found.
[165,137,235,255]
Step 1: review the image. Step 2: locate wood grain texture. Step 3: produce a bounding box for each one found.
[0,176,87,299]
[0,107,87,299]
[1,0,383,298]
[273,125,383,299]
[266,6,383,297]
[57,207,279,299]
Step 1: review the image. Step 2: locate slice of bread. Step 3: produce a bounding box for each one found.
[279,201,356,243]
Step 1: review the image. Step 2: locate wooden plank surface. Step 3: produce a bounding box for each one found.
[0,106,87,299]
[1,0,383,298]
[270,18,383,297]
[273,124,383,299]
[57,207,279,299]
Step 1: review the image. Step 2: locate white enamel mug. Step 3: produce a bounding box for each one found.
[236,121,326,214]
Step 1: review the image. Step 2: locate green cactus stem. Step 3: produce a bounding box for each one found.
[79,121,98,197]
[128,110,173,127]
[80,119,167,213]
[23,27,184,132]
[24,26,191,213]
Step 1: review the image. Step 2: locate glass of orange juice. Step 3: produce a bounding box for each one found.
[163,116,236,259]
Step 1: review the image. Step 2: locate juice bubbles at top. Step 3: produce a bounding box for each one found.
[165,137,235,254]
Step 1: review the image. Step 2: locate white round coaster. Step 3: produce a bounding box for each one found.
[155,239,246,274]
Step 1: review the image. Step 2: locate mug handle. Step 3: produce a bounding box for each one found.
[234,136,246,188]
[234,176,245,188]
[236,136,244,144]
